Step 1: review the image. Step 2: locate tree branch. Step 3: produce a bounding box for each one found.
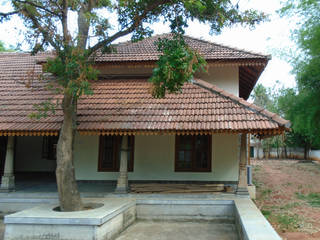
[0,10,19,19]
[62,0,69,46]
[88,0,171,56]
[23,7,59,51]
[14,0,59,16]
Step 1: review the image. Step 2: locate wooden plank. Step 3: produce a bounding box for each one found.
[130,183,226,194]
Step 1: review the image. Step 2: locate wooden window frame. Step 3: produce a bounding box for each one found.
[98,136,134,172]
[175,135,212,172]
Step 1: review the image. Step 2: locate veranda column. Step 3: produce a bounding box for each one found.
[0,136,15,192]
[115,135,129,193]
[236,133,249,195]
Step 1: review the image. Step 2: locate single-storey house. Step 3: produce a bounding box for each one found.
[0,34,289,193]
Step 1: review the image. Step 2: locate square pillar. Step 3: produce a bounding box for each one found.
[0,136,15,192]
[115,136,129,193]
[236,133,249,195]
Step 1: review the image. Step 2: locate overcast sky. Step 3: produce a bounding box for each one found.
[0,0,297,90]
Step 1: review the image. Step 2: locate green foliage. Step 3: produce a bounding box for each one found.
[275,214,301,231]
[44,47,97,99]
[29,99,58,120]
[261,188,272,196]
[251,83,277,112]
[261,209,272,219]
[150,34,206,98]
[279,202,301,210]
[0,41,5,52]
[279,0,320,149]
[296,192,320,207]
[0,40,16,52]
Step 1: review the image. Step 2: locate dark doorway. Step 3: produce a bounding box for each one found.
[0,136,8,182]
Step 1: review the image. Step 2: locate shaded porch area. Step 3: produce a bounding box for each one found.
[2,172,236,197]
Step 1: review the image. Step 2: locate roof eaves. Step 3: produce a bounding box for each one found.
[184,34,271,60]
[193,78,290,129]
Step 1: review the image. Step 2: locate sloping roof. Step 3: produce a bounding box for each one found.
[94,33,270,63]
[0,52,288,137]
[93,33,269,100]
[19,33,269,99]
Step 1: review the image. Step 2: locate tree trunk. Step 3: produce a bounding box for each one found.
[284,146,287,159]
[56,93,83,211]
[304,142,311,160]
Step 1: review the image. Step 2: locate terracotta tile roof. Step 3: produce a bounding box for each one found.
[93,33,270,63]
[0,52,288,136]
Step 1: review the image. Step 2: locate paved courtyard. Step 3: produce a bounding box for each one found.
[116,221,238,240]
[0,218,238,240]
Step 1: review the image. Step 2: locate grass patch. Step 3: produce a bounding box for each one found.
[279,202,301,210]
[256,188,272,201]
[253,165,262,172]
[261,209,272,219]
[252,179,262,189]
[261,188,272,196]
[296,192,320,207]
[275,214,301,231]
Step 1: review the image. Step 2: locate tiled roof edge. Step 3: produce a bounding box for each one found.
[183,34,271,60]
[193,78,291,129]
[110,33,271,60]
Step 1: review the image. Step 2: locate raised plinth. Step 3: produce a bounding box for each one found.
[4,198,136,240]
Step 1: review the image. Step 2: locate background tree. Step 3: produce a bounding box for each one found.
[279,0,320,158]
[0,40,16,52]
[251,83,282,159]
[0,41,6,52]
[0,0,266,211]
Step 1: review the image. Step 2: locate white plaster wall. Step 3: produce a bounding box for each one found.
[97,65,239,97]
[253,147,264,159]
[310,150,320,161]
[14,133,240,181]
[195,65,239,96]
[74,134,239,181]
[15,137,56,172]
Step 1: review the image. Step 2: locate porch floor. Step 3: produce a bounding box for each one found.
[1,174,233,199]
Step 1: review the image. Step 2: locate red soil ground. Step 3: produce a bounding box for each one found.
[252,159,320,240]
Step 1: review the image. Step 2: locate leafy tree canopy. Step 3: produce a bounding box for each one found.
[279,0,320,148]
[0,41,5,52]
[0,40,16,52]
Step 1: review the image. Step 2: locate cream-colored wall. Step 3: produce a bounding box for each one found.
[14,134,239,181]
[97,64,239,97]
[15,137,56,172]
[74,134,239,182]
[195,65,239,96]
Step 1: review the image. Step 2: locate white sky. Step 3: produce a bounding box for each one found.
[0,0,297,90]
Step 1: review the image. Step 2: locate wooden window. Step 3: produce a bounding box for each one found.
[175,135,211,172]
[98,136,134,172]
[42,136,59,160]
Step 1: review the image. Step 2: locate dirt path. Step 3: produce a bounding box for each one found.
[252,160,320,240]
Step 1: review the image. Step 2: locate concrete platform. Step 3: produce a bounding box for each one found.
[4,198,136,240]
[116,221,238,240]
[0,192,282,240]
